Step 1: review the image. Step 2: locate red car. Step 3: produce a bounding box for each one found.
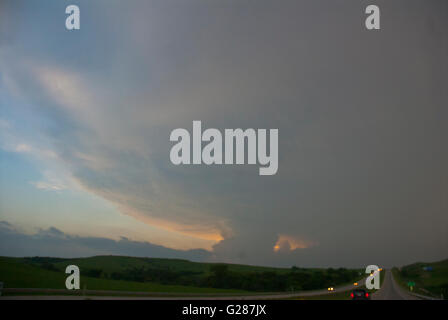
[351,289,371,300]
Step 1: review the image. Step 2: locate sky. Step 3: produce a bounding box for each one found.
[0,0,447,268]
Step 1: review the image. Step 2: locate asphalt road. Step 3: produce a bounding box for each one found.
[1,271,424,300]
[1,279,366,300]
[372,270,419,300]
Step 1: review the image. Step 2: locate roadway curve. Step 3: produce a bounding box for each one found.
[1,279,366,300]
[372,270,419,300]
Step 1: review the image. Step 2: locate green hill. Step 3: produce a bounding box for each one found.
[47,255,294,275]
[0,256,247,295]
[393,258,448,299]
[0,255,361,295]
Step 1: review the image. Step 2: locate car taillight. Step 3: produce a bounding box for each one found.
[350,293,354,298]
[365,292,369,298]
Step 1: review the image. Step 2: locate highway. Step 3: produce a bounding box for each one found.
[1,279,365,300]
[1,271,424,300]
[372,270,419,300]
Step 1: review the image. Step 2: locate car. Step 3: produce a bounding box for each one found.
[350,289,370,300]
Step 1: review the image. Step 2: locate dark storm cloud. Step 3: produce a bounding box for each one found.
[1,0,447,267]
[0,222,211,261]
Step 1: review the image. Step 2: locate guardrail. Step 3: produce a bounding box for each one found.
[410,292,442,300]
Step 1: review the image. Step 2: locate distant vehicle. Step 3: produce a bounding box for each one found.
[350,289,370,300]
[327,287,335,291]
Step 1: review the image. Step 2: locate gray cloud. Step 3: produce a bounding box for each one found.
[1,0,447,267]
[0,221,211,261]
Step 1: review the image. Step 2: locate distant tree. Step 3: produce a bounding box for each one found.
[84,268,103,278]
[40,262,58,272]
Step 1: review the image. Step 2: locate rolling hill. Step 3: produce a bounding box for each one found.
[393,259,448,299]
[0,255,361,295]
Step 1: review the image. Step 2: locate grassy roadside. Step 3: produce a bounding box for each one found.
[0,255,362,295]
[294,290,354,300]
[392,259,448,300]
[0,257,248,295]
[2,289,265,298]
[392,267,446,299]
[0,254,389,300]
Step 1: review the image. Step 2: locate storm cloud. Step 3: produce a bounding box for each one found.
[1,0,447,267]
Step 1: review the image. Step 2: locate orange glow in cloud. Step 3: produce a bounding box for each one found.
[119,206,224,243]
[118,208,224,251]
[69,175,226,250]
[273,235,317,252]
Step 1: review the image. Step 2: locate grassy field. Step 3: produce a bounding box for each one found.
[0,255,363,296]
[393,259,448,299]
[0,257,248,294]
[48,255,295,275]
[295,289,354,300]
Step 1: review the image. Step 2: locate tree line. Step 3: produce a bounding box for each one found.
[82,264,359,292]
